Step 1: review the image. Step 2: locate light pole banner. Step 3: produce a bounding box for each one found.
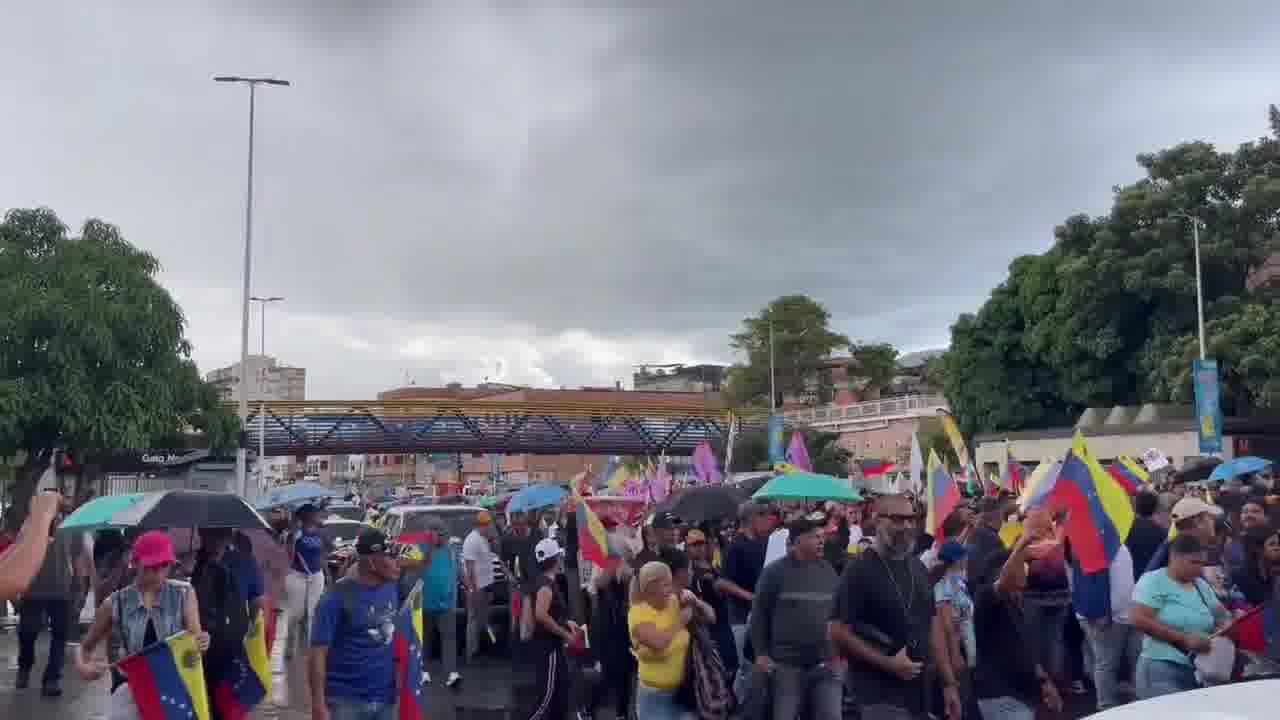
[1193,358,1223,454]
[767,414,785,465]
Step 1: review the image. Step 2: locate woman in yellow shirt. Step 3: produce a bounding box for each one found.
[628,560,709,720]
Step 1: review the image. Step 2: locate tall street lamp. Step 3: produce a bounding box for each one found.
[215,75,290,498]
[1172,212,1208,360]
[250,295,284,496]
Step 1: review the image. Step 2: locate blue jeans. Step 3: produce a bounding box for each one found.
[326,697,397,720]
[770,663,843,720]
[1135,656,1199,700]
[1081,620,1138,710]
[635,685,695,720]
[976,696,1035,720]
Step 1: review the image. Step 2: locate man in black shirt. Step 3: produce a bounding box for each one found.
[830,494,960,720]
[1126,491,1167,580]
[971,531,1062,719]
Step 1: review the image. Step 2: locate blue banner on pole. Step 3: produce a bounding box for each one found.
[767,414,785,465]
[1193,358,1223,454]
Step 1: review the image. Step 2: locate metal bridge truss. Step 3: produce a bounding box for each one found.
[239,400,745,457]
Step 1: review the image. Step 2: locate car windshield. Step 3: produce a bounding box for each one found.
[401,509,476,540]
[326,505,364,522]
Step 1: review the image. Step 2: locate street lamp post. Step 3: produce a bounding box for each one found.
[215,75,290,498]
[1172,212,1208,360]
[250,295,284,497]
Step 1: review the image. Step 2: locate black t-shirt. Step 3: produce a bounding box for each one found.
[973,583,1037,700]
[564,513,580,570]
[501,532,541,592]
[530,574,567,657]
[832,548,934,713]
[723,536,768,624]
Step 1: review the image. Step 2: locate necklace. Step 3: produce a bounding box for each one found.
[872,546,916,617]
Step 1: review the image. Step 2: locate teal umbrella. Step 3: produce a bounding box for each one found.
[752,472,862,502]
[58,493,149,531]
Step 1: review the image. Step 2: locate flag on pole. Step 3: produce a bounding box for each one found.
[692,441,722,485]
[786,432,813,472]
[908,432,924,495]
[1106,455,1149,495]
[927,450,961,539]
[1036,433,1135,573]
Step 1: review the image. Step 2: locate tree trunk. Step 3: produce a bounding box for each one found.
[1,448,52,531]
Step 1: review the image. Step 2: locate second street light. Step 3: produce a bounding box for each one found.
[250,295,284,497]
[215,74,290,499]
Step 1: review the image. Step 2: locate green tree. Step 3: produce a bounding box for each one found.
[727,295,851,408]
[1153,300,1280,414]
[945,108,1280,436]
[847,342,899,399]
[0,208,238,527]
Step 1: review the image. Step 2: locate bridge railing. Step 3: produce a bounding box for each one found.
[783,394,948,425]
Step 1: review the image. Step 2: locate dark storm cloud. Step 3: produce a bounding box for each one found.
[3,2,1280,394]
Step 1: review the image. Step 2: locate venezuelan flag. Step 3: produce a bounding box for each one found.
[926,450,960,538]
[1018,460,1061,513]
[1106,455,1148,495]
[1001,444,1026,494]
[576,497,621,570]
[1054,432,1135,573]
[392,581,425,720]
[862,459,898,478]
[118,631,210,720]
[213,611,271,720]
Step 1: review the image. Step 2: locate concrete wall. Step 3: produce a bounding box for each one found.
[975,429,1225,470]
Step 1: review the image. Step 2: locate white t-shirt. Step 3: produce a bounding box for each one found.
[764,528,789,567]
[461,529,496,589]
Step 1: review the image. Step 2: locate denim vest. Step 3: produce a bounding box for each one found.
[110,579,191,658]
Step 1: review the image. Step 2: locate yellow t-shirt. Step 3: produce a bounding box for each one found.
[628,597,690,691]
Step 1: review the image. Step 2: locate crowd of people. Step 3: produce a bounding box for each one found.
[428,474,1280,720]
[3,472,1279,720]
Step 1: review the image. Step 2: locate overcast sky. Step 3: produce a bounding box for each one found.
[5,2,1279,399]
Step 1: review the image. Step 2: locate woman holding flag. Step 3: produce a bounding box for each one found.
[75,530,210,720]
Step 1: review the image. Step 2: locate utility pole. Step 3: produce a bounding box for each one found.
[215,74,290,498]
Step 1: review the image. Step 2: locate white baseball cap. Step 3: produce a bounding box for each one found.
[534,537,563,563]
[1170,497,1223,523]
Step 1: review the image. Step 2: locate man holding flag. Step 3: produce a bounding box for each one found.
[308,529,403,720]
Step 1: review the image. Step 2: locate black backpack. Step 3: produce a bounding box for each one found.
[193,556,250,652]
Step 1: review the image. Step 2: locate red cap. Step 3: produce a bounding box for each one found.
[132,530,176,568]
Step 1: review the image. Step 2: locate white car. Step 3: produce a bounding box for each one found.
[1087,679,1277,719]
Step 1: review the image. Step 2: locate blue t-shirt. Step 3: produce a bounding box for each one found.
[293,529,326,575]
[310,581,399,703]
[1133,569,1222,666]
[423,547,456,613]
[226,548,264,604]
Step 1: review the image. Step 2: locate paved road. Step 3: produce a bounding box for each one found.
[0,620,1097,720]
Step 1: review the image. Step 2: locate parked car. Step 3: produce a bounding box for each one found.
[1089,678,1276,720]
[380,505,510,653]
[323,502,365,522]
[319,517,372,578]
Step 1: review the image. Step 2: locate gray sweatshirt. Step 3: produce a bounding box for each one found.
[749,554,839,667]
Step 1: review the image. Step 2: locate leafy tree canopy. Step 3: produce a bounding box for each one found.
[1,208,238,526]
[726,295,851,408]
[943,107,1280,437]
[725,428,850,476]
[847,342,899,399]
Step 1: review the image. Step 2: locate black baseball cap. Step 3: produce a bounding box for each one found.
[356,529,393,556]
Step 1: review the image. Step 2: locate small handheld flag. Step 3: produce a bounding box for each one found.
[118,631,211,720]
[393,582,425,720]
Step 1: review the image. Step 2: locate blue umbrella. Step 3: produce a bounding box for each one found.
[255,481,338,510]
[506,484,568,513]
[1208,456,1273,483]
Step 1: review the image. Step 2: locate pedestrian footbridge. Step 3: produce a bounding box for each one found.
[237,399,750,457]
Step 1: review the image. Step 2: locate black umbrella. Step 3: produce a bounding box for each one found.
[1174,457,1223,484]
[110,490,271,530]
[657,486,742,524]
